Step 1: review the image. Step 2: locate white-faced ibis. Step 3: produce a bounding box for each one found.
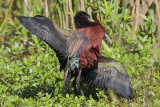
[19,11,133,99]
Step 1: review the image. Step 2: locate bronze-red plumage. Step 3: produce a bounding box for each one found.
[69,24,105,69]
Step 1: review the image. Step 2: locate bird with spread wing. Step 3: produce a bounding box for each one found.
[19,11,133,99]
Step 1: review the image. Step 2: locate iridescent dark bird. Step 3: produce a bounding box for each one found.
[19,11,112,96]
[19,11,133,99]
[71,11,134,99]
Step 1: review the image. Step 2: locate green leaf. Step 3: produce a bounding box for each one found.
[140,14,148,21]
[102,40,112,52]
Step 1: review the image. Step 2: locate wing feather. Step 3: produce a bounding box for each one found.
[67,33,91,57]
[19,15,69,64]
[81,56,134,99]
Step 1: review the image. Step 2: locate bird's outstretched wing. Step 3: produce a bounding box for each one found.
[19,16,92,61]
[19,15,71,65]
[81,56,134,99]
[19,16,92,69]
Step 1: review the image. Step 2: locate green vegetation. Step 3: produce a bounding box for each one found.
[0,0,160,106]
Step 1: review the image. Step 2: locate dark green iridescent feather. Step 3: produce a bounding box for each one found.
[81,56,133,99]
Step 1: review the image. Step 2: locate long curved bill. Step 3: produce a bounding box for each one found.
[105,33,112,44]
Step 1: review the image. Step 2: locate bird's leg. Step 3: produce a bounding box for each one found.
[64,70,69,88]
[72,77,77,95]
[76,68,84,96]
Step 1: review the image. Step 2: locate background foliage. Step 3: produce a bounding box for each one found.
[0,0,160,106]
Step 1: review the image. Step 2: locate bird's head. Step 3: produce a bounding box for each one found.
[74,11,93,29]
